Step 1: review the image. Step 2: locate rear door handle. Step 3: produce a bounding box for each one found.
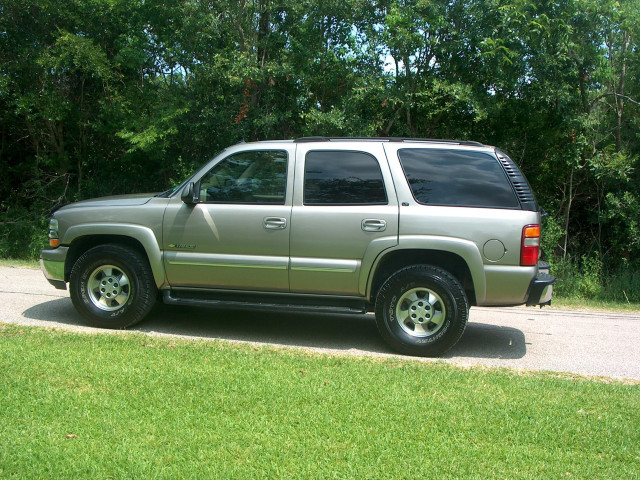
[263,217,287,230]
[362,219,387,232]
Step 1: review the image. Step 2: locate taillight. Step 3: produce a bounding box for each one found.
[520,224,540,266]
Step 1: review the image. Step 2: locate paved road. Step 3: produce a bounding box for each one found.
[2,266,639,381]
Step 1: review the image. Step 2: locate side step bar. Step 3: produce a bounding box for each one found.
[162,290,367,315]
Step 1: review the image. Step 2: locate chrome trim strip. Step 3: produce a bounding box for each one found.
[291,267,354,273]
[168,261,287,270]
[165,252,289,270]
[290,257,359,274]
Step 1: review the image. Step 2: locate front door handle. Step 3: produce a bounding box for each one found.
[264,217,287,230]
[362,219,387,232]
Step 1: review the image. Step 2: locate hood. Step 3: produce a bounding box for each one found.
[59,193,156,210]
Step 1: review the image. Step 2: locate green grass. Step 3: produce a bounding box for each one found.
[551,296,640,312]
[550,258,640,307]
[0,258,39,269]
[1,324,638,479]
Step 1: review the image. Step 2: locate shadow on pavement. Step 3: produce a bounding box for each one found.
[445,322,526,359]
[22,298,526,360]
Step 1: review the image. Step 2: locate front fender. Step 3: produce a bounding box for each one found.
[63,224,166,288]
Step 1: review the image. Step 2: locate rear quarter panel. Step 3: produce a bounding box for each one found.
[382,142,541,305]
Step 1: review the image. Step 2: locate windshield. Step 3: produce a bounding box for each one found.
[155,149,228,198]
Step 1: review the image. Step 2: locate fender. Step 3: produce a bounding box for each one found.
[367,235,487,304]
[358,236,400,296]
[63,223,166,288]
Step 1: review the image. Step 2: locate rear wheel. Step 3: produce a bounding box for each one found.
[375,265,469,356]
[70,244,156,329]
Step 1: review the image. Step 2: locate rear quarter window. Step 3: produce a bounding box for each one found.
[398,148,520,208]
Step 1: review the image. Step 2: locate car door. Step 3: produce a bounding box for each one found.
[163,146,294,292]
[289,141,399,296]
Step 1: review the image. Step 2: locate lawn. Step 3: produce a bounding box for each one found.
[551,296,640,312]
[1,324,638,479]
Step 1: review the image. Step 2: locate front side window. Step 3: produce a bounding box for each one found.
[199,150,287,204]
[398,148,519,208]
[304,151,387,205]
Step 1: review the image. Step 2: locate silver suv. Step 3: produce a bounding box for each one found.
[40,137,554,356]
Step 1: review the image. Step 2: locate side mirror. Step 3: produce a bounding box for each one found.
[181,182,199,204]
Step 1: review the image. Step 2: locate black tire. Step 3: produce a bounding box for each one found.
[70,244,156,329]
[375,265,469,357]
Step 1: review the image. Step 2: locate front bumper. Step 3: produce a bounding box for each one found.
[526,261,555,306]
[40,247,69,290]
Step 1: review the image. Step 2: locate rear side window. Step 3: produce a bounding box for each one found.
[398,149,519,208]
[304,151,387,205]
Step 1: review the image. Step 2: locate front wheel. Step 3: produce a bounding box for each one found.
[70,244,156,329]
[375,265,469,357]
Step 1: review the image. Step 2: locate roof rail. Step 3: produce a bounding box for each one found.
[294,137,485,147]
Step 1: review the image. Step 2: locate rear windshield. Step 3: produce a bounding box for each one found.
[398,148,519,208]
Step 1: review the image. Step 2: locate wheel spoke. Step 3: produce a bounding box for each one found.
[430,309,445,326]
[413,323,428,335]
[97,296,111,309]
[88,276,102,294]
[113,291,129,306]
[117,274,129,288]
[101,267,113,277]
[427,292,438,308]
[406,291,420,303]
[397,310,411,325]
[427,293,444,326]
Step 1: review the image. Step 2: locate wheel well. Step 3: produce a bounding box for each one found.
[64,235,149,281]
[370,249,476,306]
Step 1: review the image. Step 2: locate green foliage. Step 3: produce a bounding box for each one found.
[553,257,640,304]
[577,254,604,298]
[0,210,48,259]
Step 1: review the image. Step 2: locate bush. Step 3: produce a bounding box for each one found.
[0,213,49,260]
[552,256,640,304]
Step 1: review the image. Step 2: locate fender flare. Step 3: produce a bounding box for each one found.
[63,223,166,288]
[367,235,486,304]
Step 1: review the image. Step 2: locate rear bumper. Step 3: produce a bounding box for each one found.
[526,261,555,306]
[40,247,68,290]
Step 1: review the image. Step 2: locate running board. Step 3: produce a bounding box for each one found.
[162,290,367,315]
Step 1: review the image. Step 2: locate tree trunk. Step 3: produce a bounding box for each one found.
[563,168,574,263]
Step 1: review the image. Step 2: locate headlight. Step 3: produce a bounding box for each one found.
[48,218,60,247]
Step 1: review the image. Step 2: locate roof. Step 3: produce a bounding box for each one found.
[293,137,485,147]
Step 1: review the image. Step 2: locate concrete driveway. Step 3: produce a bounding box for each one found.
[2,266,639,381]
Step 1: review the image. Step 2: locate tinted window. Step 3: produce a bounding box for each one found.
[199,150,287,204]
[398,149,519,208]
[304,151,387,205]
